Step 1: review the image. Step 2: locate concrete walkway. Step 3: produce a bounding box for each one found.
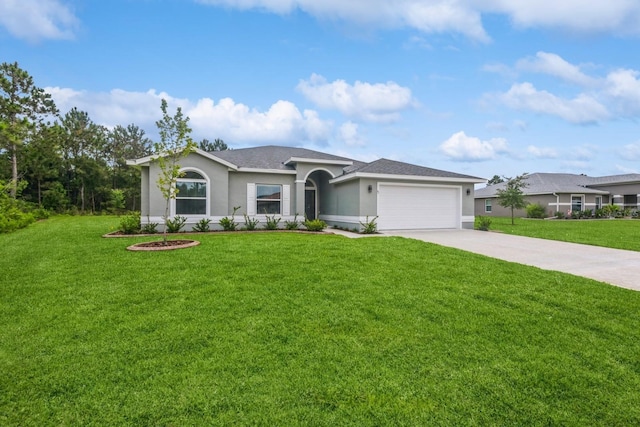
[329,228,640,291]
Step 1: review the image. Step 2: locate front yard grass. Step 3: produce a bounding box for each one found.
[486,216,640,251]
[1,216,640,425]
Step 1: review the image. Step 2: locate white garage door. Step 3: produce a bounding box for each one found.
[377,183,460,230]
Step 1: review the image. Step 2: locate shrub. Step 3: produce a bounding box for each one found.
[582,209,593,218]
[304,218,327,232]
[555,211,565,219]
[166,216,187,233]
[264,215,281,230]
[192,218,211,232]
[141,222,158,234]
[284,214,301,230]
[476,216,492,231]
[526,203,547,219]
[359,216,378,234]
[243,214,259,231]
[119,212,141,234]
[219,206,240,231]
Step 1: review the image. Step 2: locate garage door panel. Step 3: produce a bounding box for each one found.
[378,184,459,230]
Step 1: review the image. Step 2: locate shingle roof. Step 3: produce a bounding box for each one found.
[349,158,483,180]
[213,145,355,170]
[474,173,615,198]
[207,145,482,180]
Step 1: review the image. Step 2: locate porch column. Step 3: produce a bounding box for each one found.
[295,180,305,217]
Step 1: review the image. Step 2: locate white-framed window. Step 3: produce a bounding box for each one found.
[175,170,208,215]
[571,195,583,212]
[485,199,492,213]
[595,196,602,210]
[247,183,290,216]
[256,184,282,214]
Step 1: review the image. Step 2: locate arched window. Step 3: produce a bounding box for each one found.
[175,170,208,215]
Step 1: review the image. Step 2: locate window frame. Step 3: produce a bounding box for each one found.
[484,199,492,213]
[172,168,210,217]
[255,184,282,215]
[571,194,583,213]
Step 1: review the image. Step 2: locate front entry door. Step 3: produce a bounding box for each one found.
[305,189,316,220]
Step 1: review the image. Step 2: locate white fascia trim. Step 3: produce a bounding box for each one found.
[284,157,353,166]
[235,168,297,175]
[125,148,238,170]
[330,172,485,184]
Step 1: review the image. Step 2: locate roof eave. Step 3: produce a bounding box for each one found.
[284,157,353,167]
[330,172,486,184]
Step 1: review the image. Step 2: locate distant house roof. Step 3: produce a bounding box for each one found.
[474,172,635,198]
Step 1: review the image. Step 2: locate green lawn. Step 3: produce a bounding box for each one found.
[2,216,640,425]
[486,216,640,251]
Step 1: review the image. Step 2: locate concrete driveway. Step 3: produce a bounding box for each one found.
[331,228,640,291]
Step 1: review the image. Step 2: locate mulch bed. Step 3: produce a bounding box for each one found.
[126,240,200,251]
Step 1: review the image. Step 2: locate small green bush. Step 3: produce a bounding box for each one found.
[359,216,378,234]
[284,214,301,230]
[476,216,492,231]
[192,218,211,232]
[166,216,187,233]
[555,211,565,219]
[264,215,281,230]
[119,212,141,234]
[304,218,327,232]
[243,214,259,231]
[141,222,158,234]
[526,203,547,219]
[220,206,240,231]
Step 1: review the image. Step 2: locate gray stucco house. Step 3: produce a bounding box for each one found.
[128,145,484,231]
[475,172,640,217]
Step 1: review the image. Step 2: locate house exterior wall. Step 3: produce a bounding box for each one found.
[227,171,296,217]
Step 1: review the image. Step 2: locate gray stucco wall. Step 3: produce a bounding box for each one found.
[145,153,230,218]
[227,171,296,216]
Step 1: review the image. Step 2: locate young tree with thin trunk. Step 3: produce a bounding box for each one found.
[154,99,196,244]
[0,62,58,198]
[497,173,529,225]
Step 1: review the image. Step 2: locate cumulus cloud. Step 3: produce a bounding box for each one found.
[297,74,415,123]
[198,0,490,41]
[45,87,333,145]
[516,52,597,87]
[603,69,640,115]
[439,131,508,162]
[338,121,366,146]
[527,145,558,159]
[197,0,640,41]
[497,82,609,124]
[0,0,78,42]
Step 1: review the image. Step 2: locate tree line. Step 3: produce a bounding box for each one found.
[0,62,226,218]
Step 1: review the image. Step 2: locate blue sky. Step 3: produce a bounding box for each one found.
[2,0,640,180]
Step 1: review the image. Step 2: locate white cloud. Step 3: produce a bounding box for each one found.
[603,69,640,115]
[439,131,508,162]
[516,52,596,86]
[297,73,415,123]
[0,0,78,42]
[197,0,640,41]
[484,1,640,36]
[46,87,333,145]
[338,121,366,146]
[620,142,640,161]
[614,164,640,174]
[498,82,610,124]
[527,145,558,159]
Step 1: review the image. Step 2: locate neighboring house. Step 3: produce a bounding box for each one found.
[474,173,640,217]
[127,145,485,231]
